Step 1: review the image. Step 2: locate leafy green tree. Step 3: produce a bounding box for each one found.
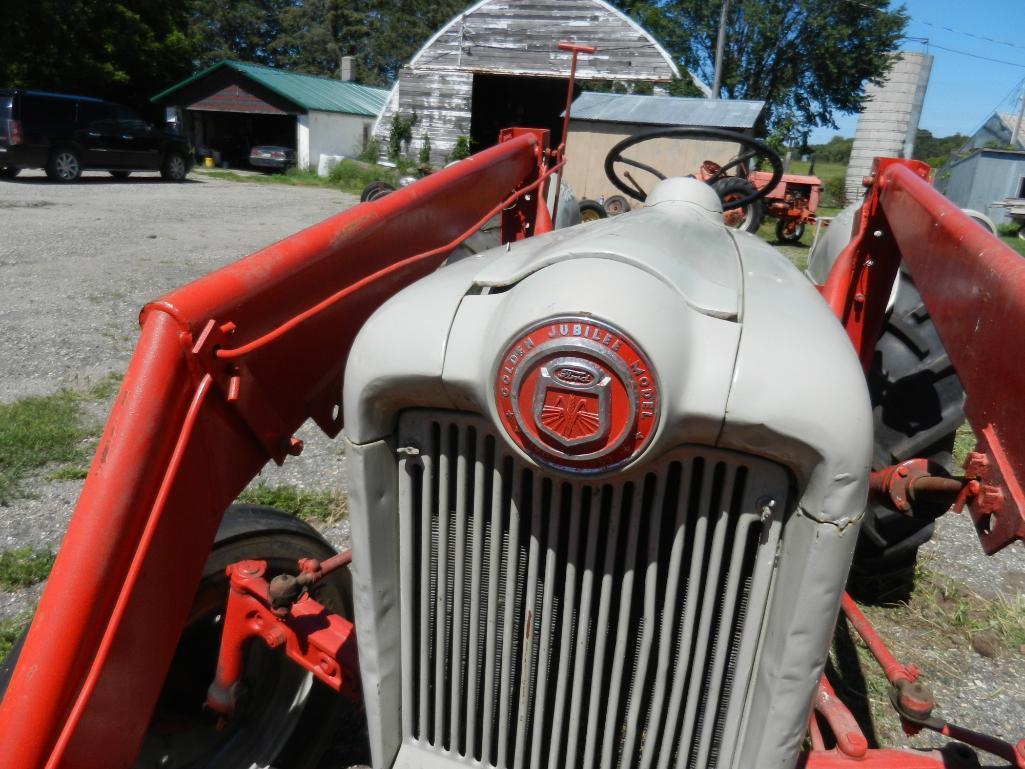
[810,135,854,164]
[0,0,194,111]
[614,0,907,131]
[912,129,968,167]
[268,0,465,85]
[186,0,292,69]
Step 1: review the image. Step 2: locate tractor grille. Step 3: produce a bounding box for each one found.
[396,412,785,769]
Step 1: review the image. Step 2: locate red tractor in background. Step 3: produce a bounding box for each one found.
[697,159,823,242]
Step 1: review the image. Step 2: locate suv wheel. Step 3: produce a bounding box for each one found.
[161,152,188,182]
[47,148,82,182]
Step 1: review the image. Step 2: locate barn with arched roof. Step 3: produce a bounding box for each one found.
[372,0,689,165]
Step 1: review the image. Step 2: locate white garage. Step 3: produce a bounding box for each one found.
[152,60,388,172]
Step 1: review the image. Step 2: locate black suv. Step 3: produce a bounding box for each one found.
[0,89,192,182]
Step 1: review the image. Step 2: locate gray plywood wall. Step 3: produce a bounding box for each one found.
[373,0,677,165]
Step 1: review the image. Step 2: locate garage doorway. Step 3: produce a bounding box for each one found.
[188,111,296,168]
[469,74,580,152]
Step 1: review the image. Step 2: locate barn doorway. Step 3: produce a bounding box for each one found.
[469,74,581,152]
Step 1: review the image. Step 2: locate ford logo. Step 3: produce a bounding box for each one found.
[554,365,596,385]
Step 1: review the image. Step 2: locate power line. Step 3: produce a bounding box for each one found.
[915,19,1025,54]
[839,0,1025,55]
[902,37,1025,69]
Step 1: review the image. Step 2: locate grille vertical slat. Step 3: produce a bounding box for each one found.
[637,462,694,769]
[655,465,711,769]
[543,484,582,769]
[563,484,603,769]
[513,479,544,767]
[434,427,452,745]
[528,481,563,768]
[418,443,434,742]
[599,481,645,769]
[449,427,469,749]
[398,452,418,741]
[675,464,735,769]
[397,413,786,769]
[582,485,625,769]
[620,472,670,767]
[480,451,505,763]
[692,514,754,769]
[463,431,487,757]
[495,466,524,767]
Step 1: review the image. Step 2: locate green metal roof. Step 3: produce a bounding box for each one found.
[152,60,389,117]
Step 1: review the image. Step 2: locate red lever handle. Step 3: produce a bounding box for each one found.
[558,41,596,54]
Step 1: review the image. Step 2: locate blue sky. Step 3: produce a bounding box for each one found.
[809,0,1025,143]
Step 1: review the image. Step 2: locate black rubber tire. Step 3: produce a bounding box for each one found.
[46,147,82,182]
[579,199,608,222]
[855,270,965,575]
[0,166,19,179]
[775,218,805,243]
[360,180,394,202]
[161,152,189,181]
[0,504,365,769]
[713,177,763,233]
[109,170,131,179]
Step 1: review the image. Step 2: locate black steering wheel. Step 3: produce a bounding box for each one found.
[603,126,784,211]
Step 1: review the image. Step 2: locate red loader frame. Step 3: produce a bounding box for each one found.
[0,137,1022,766]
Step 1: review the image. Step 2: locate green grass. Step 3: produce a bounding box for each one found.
[1000,234,1025,257]
[199,160,402,197]
[237,483,348,523]
[201,168,336,189]
[754,204,842,272]
[0,548,55,590]
[0,614,29,661]
[786,158,847,186]
[0,375,120,504]
[870,560,1025,654]
[953,422,977,469]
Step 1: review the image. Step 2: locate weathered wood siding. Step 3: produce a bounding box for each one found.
[374,0,677,164]
[375,69,473,165]
[418,0,675,81]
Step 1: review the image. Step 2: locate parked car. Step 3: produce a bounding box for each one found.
[249,145,296,172]
[0,89,192,182]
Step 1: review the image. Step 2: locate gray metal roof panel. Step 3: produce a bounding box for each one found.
[566,91,764,128]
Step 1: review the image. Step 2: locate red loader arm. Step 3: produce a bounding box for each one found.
[822,158,1025,555]
[0,132,550,769]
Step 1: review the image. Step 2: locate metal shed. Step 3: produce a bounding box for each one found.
[372,0,687,165]
[935,148,1025,226]
[562,91,764,203]
[152,60,388,171]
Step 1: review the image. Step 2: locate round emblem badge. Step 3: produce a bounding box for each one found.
[494,317,660,473]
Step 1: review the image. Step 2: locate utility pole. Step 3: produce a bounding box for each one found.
[711,0,730,99]
[1013,78,1025,150]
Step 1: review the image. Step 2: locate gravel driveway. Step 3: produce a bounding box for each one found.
[0,168,1021,762]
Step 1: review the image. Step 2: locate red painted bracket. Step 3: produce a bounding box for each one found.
[206,560,360,716]
[821,157,1025,554]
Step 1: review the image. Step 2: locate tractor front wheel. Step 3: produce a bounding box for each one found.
[854,271,965,580]
[0,505,367,769]
[579,199,608,222]
[713,177,763,233]
[775,218,805,244]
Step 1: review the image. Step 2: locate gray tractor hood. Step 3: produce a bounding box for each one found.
[343,177,872,525]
